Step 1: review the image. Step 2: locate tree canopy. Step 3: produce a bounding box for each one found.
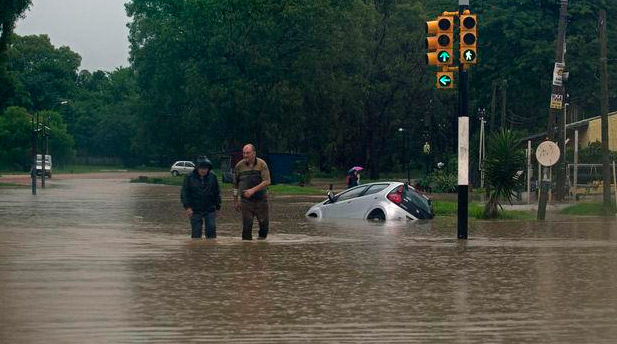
[1,0,616,177]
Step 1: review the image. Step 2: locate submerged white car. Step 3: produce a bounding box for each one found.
[306,182,434,221]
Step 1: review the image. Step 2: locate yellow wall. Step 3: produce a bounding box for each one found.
[582,111,617,150]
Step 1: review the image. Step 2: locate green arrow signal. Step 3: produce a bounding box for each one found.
[438,51,451,63]
[439,75,452,86]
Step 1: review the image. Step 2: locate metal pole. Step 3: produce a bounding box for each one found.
[406,129,410,184]
[613,161,617,207]
[599,10,611,213]
[31,115,37,195]
[538,0,568,216]
[41,116,46,189]
[479,116,485,189]
[574,130,578,200]
[458,0,470,240]
[527,140,531,204]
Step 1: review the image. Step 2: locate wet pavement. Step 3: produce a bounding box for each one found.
[1,177,617,343]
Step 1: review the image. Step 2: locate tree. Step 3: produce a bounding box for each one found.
[483,130,526,218]
[7,34,81,111]
[0,106,31,170]
[0,0,32,111]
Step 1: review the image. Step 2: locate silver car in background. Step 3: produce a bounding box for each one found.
[306,182,434,221]
[170,161,195,176]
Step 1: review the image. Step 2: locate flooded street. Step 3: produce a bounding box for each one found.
[2,177,617,343]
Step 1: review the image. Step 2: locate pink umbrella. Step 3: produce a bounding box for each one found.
[348,166,364,174]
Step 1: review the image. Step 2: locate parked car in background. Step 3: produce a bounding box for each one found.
[170,161,195,176]
[35,154,52,178]
[306,182,434,221]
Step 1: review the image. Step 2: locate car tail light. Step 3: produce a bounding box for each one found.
[387,186,404,204]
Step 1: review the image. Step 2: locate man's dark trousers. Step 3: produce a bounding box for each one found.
[190,210,216,238]
[241,199,269,240]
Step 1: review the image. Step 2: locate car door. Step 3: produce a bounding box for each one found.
[184,161,195,174]
[320,185,368,219]
[350,183,390,218]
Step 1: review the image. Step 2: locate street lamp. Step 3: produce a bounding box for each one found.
[398,127,410,184]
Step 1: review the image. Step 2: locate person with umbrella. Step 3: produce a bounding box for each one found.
[347,166,363,188]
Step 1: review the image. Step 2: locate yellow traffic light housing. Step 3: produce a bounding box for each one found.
[436,71,454,89]
[460,14,477,64]
[426,16,454,66]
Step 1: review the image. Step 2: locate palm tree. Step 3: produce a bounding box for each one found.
[483,130,526,218]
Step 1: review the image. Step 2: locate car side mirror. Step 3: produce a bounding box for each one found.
[327,190,335,203]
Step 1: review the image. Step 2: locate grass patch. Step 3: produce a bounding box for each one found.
[130,176,324,195]
[130,176,185,186]
[268,184,324,195]
[561,202,617,216]
[433,200,534,220]
[56,165,167,174]
[0,182,26,188]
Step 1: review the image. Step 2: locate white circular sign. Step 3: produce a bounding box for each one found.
[536,141,560,167]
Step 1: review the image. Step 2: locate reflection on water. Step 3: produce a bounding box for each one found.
[1,178,617,343]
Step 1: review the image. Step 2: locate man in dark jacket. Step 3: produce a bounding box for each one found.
[181,156,221,239]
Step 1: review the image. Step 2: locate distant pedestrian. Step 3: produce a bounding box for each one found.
[347,170,359,188]
[181,156,221,239]
[233,144,271,240]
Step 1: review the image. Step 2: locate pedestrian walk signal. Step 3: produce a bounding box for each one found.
[436,71,454,89]
[459,13,477,64]
[462,49,476,62]
[426,16,454,66]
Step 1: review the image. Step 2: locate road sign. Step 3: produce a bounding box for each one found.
[550,93,563,109]
[536,141,560,167]
[553,62,565,86]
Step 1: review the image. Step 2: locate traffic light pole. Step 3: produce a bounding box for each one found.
[538,0,568,219]
[457,0,470,239]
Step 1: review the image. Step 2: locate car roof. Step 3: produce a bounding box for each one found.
[334,181,400,195]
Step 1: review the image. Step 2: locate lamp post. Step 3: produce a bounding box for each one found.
[398,128,410,184]
[477,108,487,189]
[31,114,38,195]
[41,115,50,188]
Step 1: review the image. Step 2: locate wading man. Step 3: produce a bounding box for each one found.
[233,144,271,240]
[181,156,221,239]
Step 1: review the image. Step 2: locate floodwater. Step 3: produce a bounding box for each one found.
[1,178,617,343]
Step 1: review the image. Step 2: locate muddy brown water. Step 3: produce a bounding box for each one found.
[1,178,617,343]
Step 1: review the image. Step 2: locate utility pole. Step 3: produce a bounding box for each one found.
[41,115,47,188]
[489,80,497,133]
[500,79,507,129]
[538,0,568,220]
[478,108,486,189]
[31,114,38,196]
[599,9,611,213]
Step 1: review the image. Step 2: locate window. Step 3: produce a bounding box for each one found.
[177,162,186,167]
[186,162,195,168]
[337,186,368,202]
[362,184,389,196]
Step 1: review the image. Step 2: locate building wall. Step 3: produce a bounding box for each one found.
[582,111,617,150]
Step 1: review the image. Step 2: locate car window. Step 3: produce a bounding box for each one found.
[337,186,368,202]
[186,162,195,167]
[362,184,389,197]
[178,162,186,167]
[405,187,432,214]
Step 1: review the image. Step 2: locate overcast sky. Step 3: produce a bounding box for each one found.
[15,0,130,72]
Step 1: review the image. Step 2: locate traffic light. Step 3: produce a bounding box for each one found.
[460,13,477,64]
[426,16,454,66]
[436,71,454,89]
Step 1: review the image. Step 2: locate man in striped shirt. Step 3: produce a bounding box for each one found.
[233,144,271,240]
